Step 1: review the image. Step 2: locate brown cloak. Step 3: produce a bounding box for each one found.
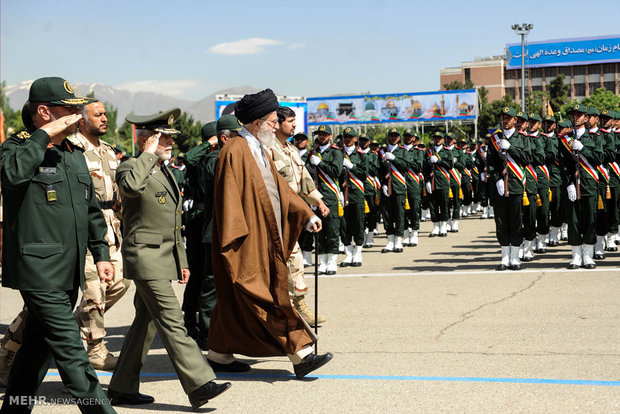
[208,137,314,356]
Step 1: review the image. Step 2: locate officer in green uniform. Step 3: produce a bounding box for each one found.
[488,107,532,270]
[475,136,490,218]
[339,127,367,266]
[180,120,217,344]
[108,109,231,409]
[402,129,423,246]
[380,128,411,252]
[559,104,604,269]
[358,133,380,247]
[445,132,464,232]
[461,140,475,217]
[295,132,317,264]
[424,131,453,237]
[599,109,620,251]
[0,77,115,413]
[542,115,562,246]
[310,125,343,274]
[589,107,610,259]
[515,112,537,261]
[556,119,574,242]
[529,113,551,254]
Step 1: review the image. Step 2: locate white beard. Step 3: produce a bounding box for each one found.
[257,122,277,148]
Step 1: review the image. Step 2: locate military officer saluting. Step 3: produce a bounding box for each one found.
[488,107,532,270]
[310,125,344,274]
[380,127,411,252]
[424,131,453,237]
[108,108,230,409]
[559,104,604,269]
[1,77,116,413]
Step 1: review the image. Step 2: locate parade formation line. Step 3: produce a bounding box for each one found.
[305,267,620,278]
[44,371,620,387]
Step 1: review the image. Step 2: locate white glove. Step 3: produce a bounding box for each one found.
[425,182,432,194]
[343,158,354,170]
[572,139,583,152]
[382,185,389,197]
[567,183,577,202]
[480,172,486,182]
[429,155,438,164]
[496,180,505,196]
[183,199,194,211]
[311,155,321,166]
[384,152,395,161]
[500,139,511,150]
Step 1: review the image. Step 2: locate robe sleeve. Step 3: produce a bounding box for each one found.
[214,143,250,250]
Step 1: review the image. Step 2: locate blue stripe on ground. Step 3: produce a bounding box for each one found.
[46,372,620,386]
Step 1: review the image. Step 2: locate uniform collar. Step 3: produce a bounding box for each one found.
[503,128,515,138]
[574,126,586,139]
[434,144,443,152]
[344,145,356,155]
[387,143,398,152]
[319,143,331,153]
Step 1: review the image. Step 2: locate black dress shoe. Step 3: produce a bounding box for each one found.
[188,381,232,409]
[607,246,618,252]
[509,264,521,270]
[429,233,437,238]
[584,263,596,269]
[381,248,393,253]
[567,264,579,269]
[294,352,333,379]
[351,262,362,267]
[339,262,350,267]
[496,264,508,271]
[521,257,533,262]
[107,390,154,406]
[548,241,558,247]
[394,248,403,253]
[207,359,251,372]
[325,270,336,275]
[594,254,605,260]
[439,233,447,237]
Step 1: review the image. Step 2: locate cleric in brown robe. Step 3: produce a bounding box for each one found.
[207,89,333,379]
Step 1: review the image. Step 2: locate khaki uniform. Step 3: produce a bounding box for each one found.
[265,139,322,297]
[70,133,130,341]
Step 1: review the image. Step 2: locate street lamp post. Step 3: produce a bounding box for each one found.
[511,23,534,112]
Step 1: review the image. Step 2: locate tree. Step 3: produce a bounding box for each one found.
[548,75,570,113]
[443,79,475,91]
[527,90,551,116]
[0,81,24,136]
[579,88,620,111]
[102,102,119,144]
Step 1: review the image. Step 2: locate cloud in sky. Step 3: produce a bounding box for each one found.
[288,42,306,50]
[115,79,202,97]
[208,38,284,55]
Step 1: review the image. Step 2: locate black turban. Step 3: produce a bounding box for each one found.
[234,89,279,124]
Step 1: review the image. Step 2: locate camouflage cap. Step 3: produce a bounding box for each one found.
[501,106,518,117]
[342,126,358,137]
[528,113,542,122]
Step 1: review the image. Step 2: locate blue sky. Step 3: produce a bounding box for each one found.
[2,0,619,101]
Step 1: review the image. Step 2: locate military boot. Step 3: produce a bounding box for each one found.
[292,296,326,327]
[87,339,118,371]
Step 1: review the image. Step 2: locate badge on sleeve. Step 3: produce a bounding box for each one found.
[156,191,167,204]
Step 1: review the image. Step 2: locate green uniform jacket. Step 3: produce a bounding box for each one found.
[405,145,424,190]
[1,129,109,291]
[362,150,380,197]
[557,130,604,196]
[474,145,488,181]
[487,130,532,195]
[593,128,618,189]
[315,145,344,205]
[423,146,454,191]
[529,132,549,190]
[183,141,212,222]
[342,147,367,204]
[379,146,411,195]
[449,146,465,186]
[117,152,187,280]
[542,132,562,187]
[601,128,620,187]
[201,149,220,245]
[461,149,474,184]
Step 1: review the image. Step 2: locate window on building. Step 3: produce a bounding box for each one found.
[588,64,601,75]
[464,68,471,82]
[545,67,558,78]
[604,81,616,92]
[559,66,572,76]
[531,85,542,92]
[530,68,542,78]
[574,83,586,96]
[603,63,616,74]
[573,66,586,76]
[589,82,601,94]
[505,88,516,99]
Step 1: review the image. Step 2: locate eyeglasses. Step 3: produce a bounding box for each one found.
[263,118,278,129]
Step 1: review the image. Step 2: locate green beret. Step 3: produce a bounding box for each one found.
[201,121,217,139]
[587,106,600,116]
[543,115,556,123]
[568,103,587,114]
[558,119,572,128]
[342,127,358,137]
[528,113,542,122]
[316,124,333,135]
[516,111,528,121]
[387,127,400,136]
[501,106,518,117]
[126,108,182,135]
[216,115,242,132]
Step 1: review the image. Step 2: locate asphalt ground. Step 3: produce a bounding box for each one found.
[1,212,619,413]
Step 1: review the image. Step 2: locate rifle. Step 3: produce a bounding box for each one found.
[342,154,350,206]
[500,146,509,197]
[430,148,436,192]
[573,142,581,200]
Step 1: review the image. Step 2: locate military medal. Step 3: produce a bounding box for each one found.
[46,185,57,202]
[156,191,167,204]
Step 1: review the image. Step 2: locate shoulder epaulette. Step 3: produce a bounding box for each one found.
[67,141,85,152]
[331,144,340,149]
[357,148,364,154]
[590,131,600,136]
[399,145,405,149]
[15,130,31,140]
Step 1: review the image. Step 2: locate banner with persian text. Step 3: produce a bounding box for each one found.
[505,35,620,69]
[306,90,477,126]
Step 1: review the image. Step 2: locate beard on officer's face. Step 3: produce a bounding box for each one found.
[257,120,277,148]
